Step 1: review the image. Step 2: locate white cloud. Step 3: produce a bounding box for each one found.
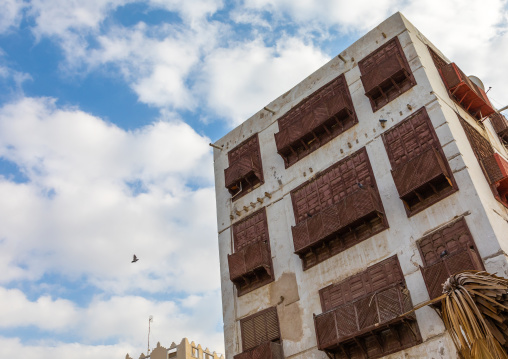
[238,1,508,109]
[199,36,330,125]
[0,288,224,355]
[148,0,224,23]
[243,0,399,32]
[401,0,508,109]
[84,20,223,110]
[0,288,78,330]
[0,0,25,34]
[0,97,219,294]
[0,337,134,359]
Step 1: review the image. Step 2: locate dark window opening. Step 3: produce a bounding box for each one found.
[274,74,358,168]
[235,307,284,359]
[382,107,458,216]
[359,37,416,112]
[225,134,264,201]
[314,256,422,359]
[228,208,274,296]
[417,217,484,300]
[289,148,388,270]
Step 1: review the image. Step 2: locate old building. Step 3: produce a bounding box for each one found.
[212,12,508,359]
[126,338,224,359]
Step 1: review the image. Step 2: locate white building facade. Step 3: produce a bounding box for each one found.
[212,12,508,359]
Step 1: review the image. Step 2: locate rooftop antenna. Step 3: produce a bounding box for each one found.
[147,315,153,355]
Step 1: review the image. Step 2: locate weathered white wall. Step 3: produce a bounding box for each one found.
[213,12,508,359]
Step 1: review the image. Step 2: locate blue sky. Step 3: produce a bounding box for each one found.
[0,0,507,358]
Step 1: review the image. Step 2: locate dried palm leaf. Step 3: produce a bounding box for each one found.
[440,271,508,359]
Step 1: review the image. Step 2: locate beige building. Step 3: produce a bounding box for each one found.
[212,12,508,359]
[126,338,224,359]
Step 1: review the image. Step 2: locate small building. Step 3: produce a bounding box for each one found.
[126,338,224,359]
[212,11,508,359]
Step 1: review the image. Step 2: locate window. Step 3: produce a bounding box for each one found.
[192,347,199,358]
[417,217,484,299]
[459,116,508,207]
[428,46,495,121]
[234,307,284,359]
[227,208,274,296]
[314,256,421,359]
[382,107,457,215]
[359,37,416,112]
[489,112,508,144]
[290,147,388,270]
[224,134,264,200]
[274,74,358,167]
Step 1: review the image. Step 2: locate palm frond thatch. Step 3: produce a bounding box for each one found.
[440,270,508,359]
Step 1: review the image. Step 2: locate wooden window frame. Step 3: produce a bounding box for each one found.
[289,147,388,270]
[228,208,275,297]
[382,107,458,216]
[274,74,358,168]
[359,37,416,112]
[239,307,281,352]
[224,134,264,201]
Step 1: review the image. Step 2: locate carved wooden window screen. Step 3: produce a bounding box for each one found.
[319,256,404,312]
[359,37,416,112]
[427,46,448,70]
[459,116,508,207]
[490,112,508,143]
[229,208,274,296]
[289,148,388,269]
[233,208,269,252]
[274,74,358,168]
[240,307,280,351]
[314,256,422,358]
[418,217,484,299]
[382,107,456,215]
[291,148,374,225]
[224,134,264,200]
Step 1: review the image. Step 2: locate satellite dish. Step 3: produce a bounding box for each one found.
[468,75,485,91]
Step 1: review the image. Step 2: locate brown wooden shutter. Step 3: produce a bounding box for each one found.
[418,217,484,299]
[319,256,404,312]
[289,148,387,269]
[224,134,264,200]
[382,107,456,215]
[314,255,422,355]
[459,116,508,207]
[490,112,508,142]
[229,208,274,296]
[240,307,280,351]
[427,46,448,70]
[274,74,358,168]
[233,208,269,252]
[358,37,416,111]
[290,148,375,225]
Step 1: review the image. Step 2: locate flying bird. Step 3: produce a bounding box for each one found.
[131,254,139,263]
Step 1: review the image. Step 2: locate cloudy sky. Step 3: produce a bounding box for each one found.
[0,0,507,358]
